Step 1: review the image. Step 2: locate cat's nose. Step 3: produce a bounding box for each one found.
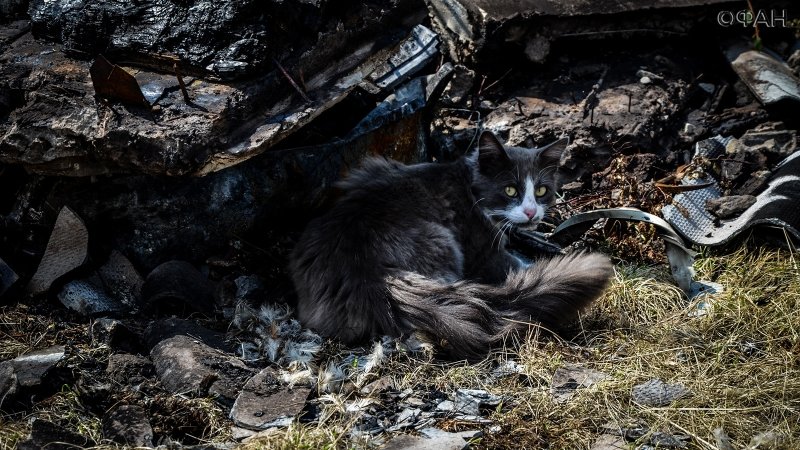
[523,208,536,219]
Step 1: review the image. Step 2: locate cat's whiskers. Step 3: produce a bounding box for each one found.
[491,218,513,250]
[471,197,486,212]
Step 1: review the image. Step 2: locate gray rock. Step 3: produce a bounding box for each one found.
[106,353,155,385]
[150,335,253,404]
[436,400,455,411]
[650,431,689,448]
[360,376,396,396]
[102,405,154,447]
[705,195,757,220]
[453,389,501,416]
[17,419,92,450]
[713,427,734,450]
[91,318,141,352]
[0,345,65,407]
[387,407,422,431]
[631,379,690,407]
[551,363,609,402]
[591,434,627,450]
[229,368,311,431]
[383,427,480,450]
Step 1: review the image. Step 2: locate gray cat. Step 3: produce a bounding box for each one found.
[290,131,613,360]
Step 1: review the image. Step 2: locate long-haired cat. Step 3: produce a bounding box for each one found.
[290,131,613,360]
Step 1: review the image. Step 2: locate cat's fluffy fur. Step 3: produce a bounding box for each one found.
[290,131,613,360]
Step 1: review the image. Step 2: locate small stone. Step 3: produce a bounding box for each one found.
[591,434,627,450]
[705,195,757,220]
[631,379,690,407]
[650,431,689,448]
[551,363,608,402]
[639,76,652,85]
[91,318,141,352]
[405,396,426,407]
[102,405,154,447]
[360,376,395,395]
[436,400,455,411]
[229,368,311,431]
[383,427,479,450]
[26,207,88,296]
[453,389,501,416]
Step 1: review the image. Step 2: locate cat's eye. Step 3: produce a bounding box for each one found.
[535,186,548,197]
[504,186,518,197]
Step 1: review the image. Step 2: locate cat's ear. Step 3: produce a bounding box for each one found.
[477,131,511,175]
[537,136,569,168]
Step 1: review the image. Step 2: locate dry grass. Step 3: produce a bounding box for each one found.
[2,243,798,449]
[235,243,798,450]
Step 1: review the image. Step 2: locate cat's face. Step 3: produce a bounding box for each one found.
[469,131,566,230]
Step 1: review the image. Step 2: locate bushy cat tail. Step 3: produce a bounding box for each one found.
[386,253,614,361]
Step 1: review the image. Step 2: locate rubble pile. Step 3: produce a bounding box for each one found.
[1,0,799,448]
